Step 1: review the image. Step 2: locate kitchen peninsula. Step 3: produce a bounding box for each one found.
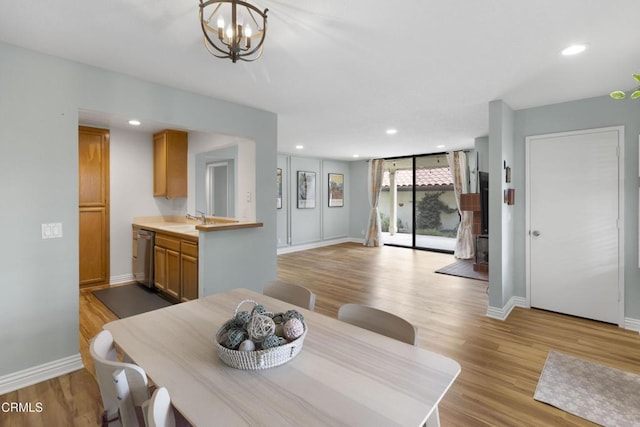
[133,216,265,302]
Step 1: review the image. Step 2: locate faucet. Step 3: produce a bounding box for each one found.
[185,211,207,224]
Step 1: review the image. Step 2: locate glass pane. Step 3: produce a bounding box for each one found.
[414,155,457,252]
[379,154,457,252]
[380,157,414,247]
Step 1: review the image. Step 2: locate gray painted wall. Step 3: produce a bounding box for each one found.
[278,155,352,248]
[488,100,516,308]
[349,161,371,240]
[510,94,640,318]
[0,42,276,379]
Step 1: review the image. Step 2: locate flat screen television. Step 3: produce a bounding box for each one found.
[479,172,489,235]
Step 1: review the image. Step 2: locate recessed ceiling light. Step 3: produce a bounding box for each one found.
[386,129,397,135]
[561,44,588,56]
[295,145,304,150]
[352,154,360,158]
[128,119,141,126]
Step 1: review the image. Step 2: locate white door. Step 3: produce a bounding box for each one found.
[527,128,622,324]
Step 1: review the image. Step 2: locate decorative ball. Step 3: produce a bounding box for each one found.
[234,311,251,327]
[225,327,248,349]
[251,304,266,316]
[261,334,285,350]
[283,318,304,341]
[247,314,276,342]
[238,339,256,352]
[283,310,304,323]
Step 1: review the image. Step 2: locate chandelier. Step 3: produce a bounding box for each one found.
[199,0,268,63]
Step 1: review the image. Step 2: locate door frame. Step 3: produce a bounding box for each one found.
[524,126,625,326]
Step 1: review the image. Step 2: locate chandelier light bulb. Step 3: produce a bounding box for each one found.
[226,24,234,39]
[217,16,225,29]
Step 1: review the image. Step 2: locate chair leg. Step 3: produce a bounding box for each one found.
[101,410,120,427]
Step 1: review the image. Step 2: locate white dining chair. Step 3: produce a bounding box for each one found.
[90,330,151,427]
[337,303,418,346]
[146,387,176,427]
[264,281,316,311]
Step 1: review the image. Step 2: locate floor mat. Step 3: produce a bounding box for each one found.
[534,350,640,426]
[93,284,174,319]
[435,259,488,281]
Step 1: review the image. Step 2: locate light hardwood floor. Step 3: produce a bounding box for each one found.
[3,242,640,426]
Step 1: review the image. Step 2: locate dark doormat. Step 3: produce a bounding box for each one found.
[93,284,174,319]
[435,259,488,282]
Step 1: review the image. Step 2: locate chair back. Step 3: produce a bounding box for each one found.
[147,387,176,427]
[337,303,418,346]
[90,330,150,426]
[264,281,316,311]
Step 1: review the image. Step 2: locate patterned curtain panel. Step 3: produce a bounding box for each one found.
[364,159,384,247]
[446,151,475,259]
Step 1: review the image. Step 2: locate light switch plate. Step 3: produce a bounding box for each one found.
[41,222,63,239]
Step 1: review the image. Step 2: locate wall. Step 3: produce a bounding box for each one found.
[277,155,352,251]
[0,41,276,391]
[511,95,640,319]
[488,100,516,310]
[109,127,187,283]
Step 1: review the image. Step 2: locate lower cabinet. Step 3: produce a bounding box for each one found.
[154,233,198,302]
[181,241,198,302]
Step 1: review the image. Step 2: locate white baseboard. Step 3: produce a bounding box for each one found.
[624,317,640,333]
[486,296,528,321]
[277,237,361,255]
[110,273,134,285]
[0,354,84,395]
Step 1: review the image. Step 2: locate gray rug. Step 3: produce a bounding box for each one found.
[434,259,488,281]
[93,284,173,319]
[534,351,640,426]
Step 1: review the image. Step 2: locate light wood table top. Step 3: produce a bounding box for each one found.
[104,288,460,426]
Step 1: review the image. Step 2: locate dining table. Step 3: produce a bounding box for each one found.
[103,288,460,426]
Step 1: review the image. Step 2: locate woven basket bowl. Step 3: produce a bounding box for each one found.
[215,324,307,370]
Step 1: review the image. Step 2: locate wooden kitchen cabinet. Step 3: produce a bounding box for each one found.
[153,129,188,199]
[180,241,198,302]
[154,233,181,301]
[154,232,198,302]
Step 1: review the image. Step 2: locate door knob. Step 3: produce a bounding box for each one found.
[532,230,541,237]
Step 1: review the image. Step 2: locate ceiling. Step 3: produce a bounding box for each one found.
[1,1,639,161]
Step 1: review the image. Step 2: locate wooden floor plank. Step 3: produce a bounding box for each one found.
[2,242,639,426]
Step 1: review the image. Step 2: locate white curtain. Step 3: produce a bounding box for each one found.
[364,159,384,247]
[446,151,475,259]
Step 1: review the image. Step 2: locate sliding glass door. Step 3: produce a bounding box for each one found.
[380,154,458,252]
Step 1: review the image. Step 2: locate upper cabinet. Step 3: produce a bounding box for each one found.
[154,129,188,199]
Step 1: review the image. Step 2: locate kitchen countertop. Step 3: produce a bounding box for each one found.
[132,215,263,240]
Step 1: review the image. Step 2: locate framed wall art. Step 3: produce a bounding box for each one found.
[297,171,316,209]
[328,173,344,207]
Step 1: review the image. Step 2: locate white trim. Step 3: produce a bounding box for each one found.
[486,296,527,320]
[0,354,84,395]
[110,273,134,285]
[624,317,640,334]
[277,238,362,255]
[525,126,625,327]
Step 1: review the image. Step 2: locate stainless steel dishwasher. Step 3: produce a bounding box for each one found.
[133,229,155,288]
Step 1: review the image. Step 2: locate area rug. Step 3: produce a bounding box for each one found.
[435,259,488,281]
[534,350,640,426]
[93,284,174,319]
